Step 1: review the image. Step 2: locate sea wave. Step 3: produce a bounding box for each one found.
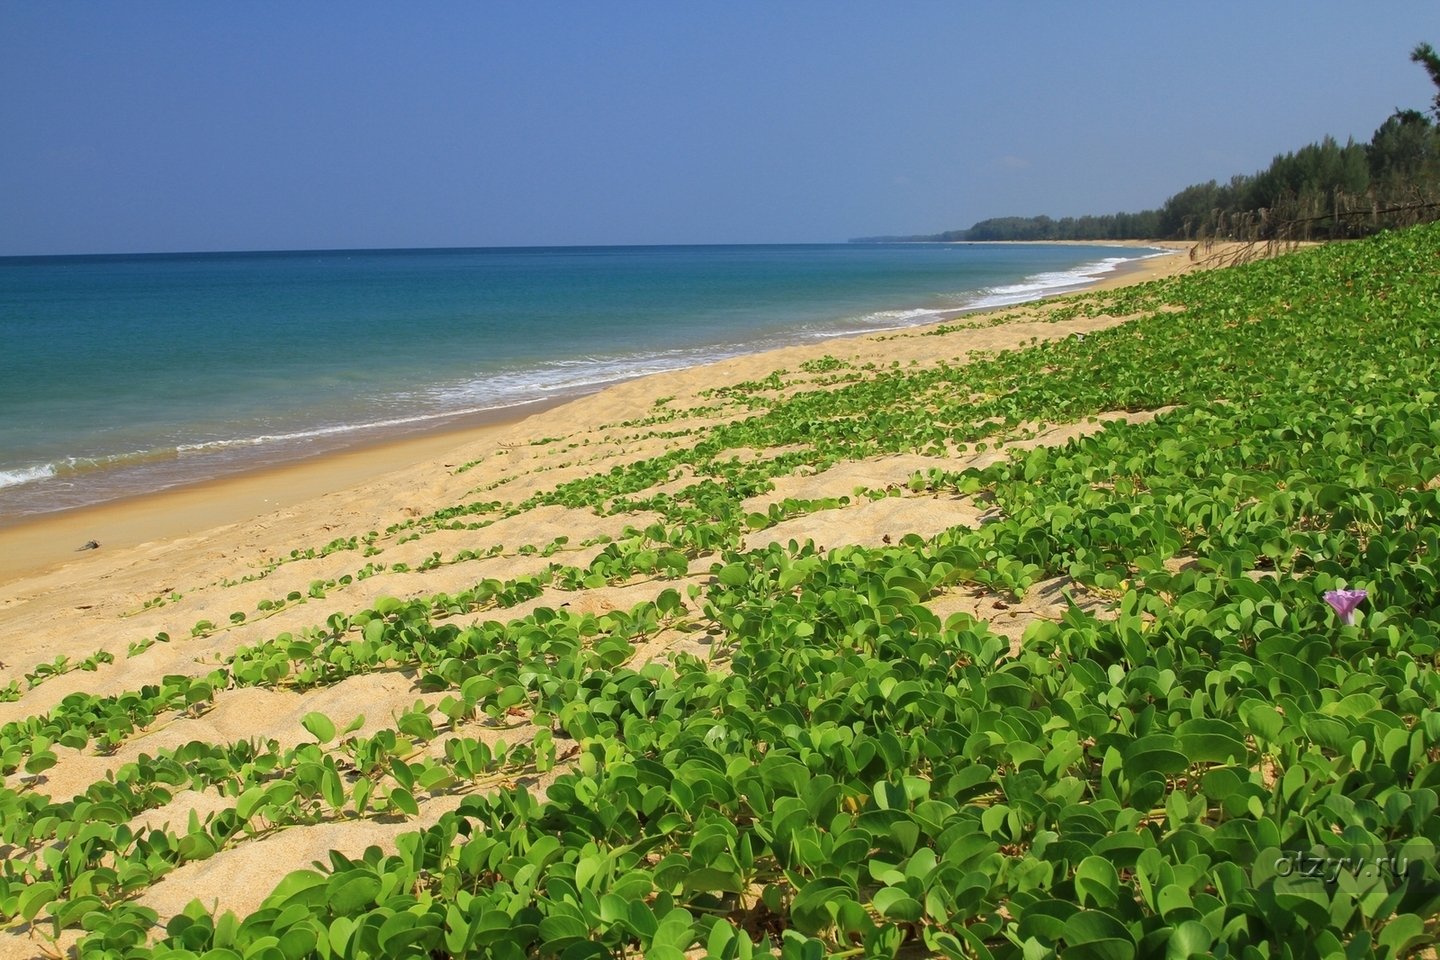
[428,347,743,408]
[1,361,678,491]
[171,399,552,454]
[967,257,1124,309]
[966,250,1172,309]
[0,448,189,491]
[808,307,950,338]
[1,401,565,491]
[0,464,58,490]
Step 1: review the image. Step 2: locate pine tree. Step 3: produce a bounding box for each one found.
[1412,42,1440,121]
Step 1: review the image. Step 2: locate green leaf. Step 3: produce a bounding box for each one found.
[872,886,924,922]
[235,785,267,822]
[1175,718,1248,765]
[265,869,329,910]
[1167,920,1213,957]
[326,872,382,915]
[651,907,696,951]
[682,866,744,895]
[1074,855,1120,909]
[17,880,58,923]
[1062,909,1136,960]
[1378,914,1431,958]
[1239,701,1286,743]
[301,711,336,744]
[388,787,419,817]
[790,878,852,937]
[717,563,749,587]
[1121,734,1188,778]
[23,750,57,776]
[321,767,346,811]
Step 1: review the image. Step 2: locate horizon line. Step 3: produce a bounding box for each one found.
[0,239,863,261]
[0,236,1156,261]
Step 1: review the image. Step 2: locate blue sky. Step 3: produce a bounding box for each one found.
[2,3,1436,254]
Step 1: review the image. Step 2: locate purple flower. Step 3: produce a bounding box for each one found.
[1324,589,1367,625]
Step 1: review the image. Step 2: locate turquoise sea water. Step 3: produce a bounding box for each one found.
[0,243,1165,519]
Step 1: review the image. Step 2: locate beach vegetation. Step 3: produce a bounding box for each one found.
[137,592,184,613]
[77,650,113,673]
[125,632,170,659]
[23,656,73,690]
[797,355,848,374]
[5,225,1440,955]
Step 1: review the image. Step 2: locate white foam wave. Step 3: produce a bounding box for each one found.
[173,399,555,454]
[965,254,1162,309]
[0,464,57,490]
[0,449,188,491]
[428,348,745,408]
[809,307,949,338]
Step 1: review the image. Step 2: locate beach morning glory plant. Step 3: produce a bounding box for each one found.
[1324,588,1367,625]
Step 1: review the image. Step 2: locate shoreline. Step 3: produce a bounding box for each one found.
[0,242,1191,587]
[0,243,1173,522]
[0,399,566,583]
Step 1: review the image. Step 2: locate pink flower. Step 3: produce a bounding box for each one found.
[1324,589,1367,625]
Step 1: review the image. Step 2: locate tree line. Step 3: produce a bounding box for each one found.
[859,44,1440,244]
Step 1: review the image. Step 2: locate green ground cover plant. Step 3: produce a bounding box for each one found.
[4,224,1440,957]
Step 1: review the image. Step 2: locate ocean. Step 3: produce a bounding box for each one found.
[0,242,1166,520]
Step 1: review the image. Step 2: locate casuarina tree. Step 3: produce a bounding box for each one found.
[1411,42,1440,121]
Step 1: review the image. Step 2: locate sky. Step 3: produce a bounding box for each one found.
[2,3,1436,255]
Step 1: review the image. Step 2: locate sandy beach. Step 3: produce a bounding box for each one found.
[0,237,1245,956]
